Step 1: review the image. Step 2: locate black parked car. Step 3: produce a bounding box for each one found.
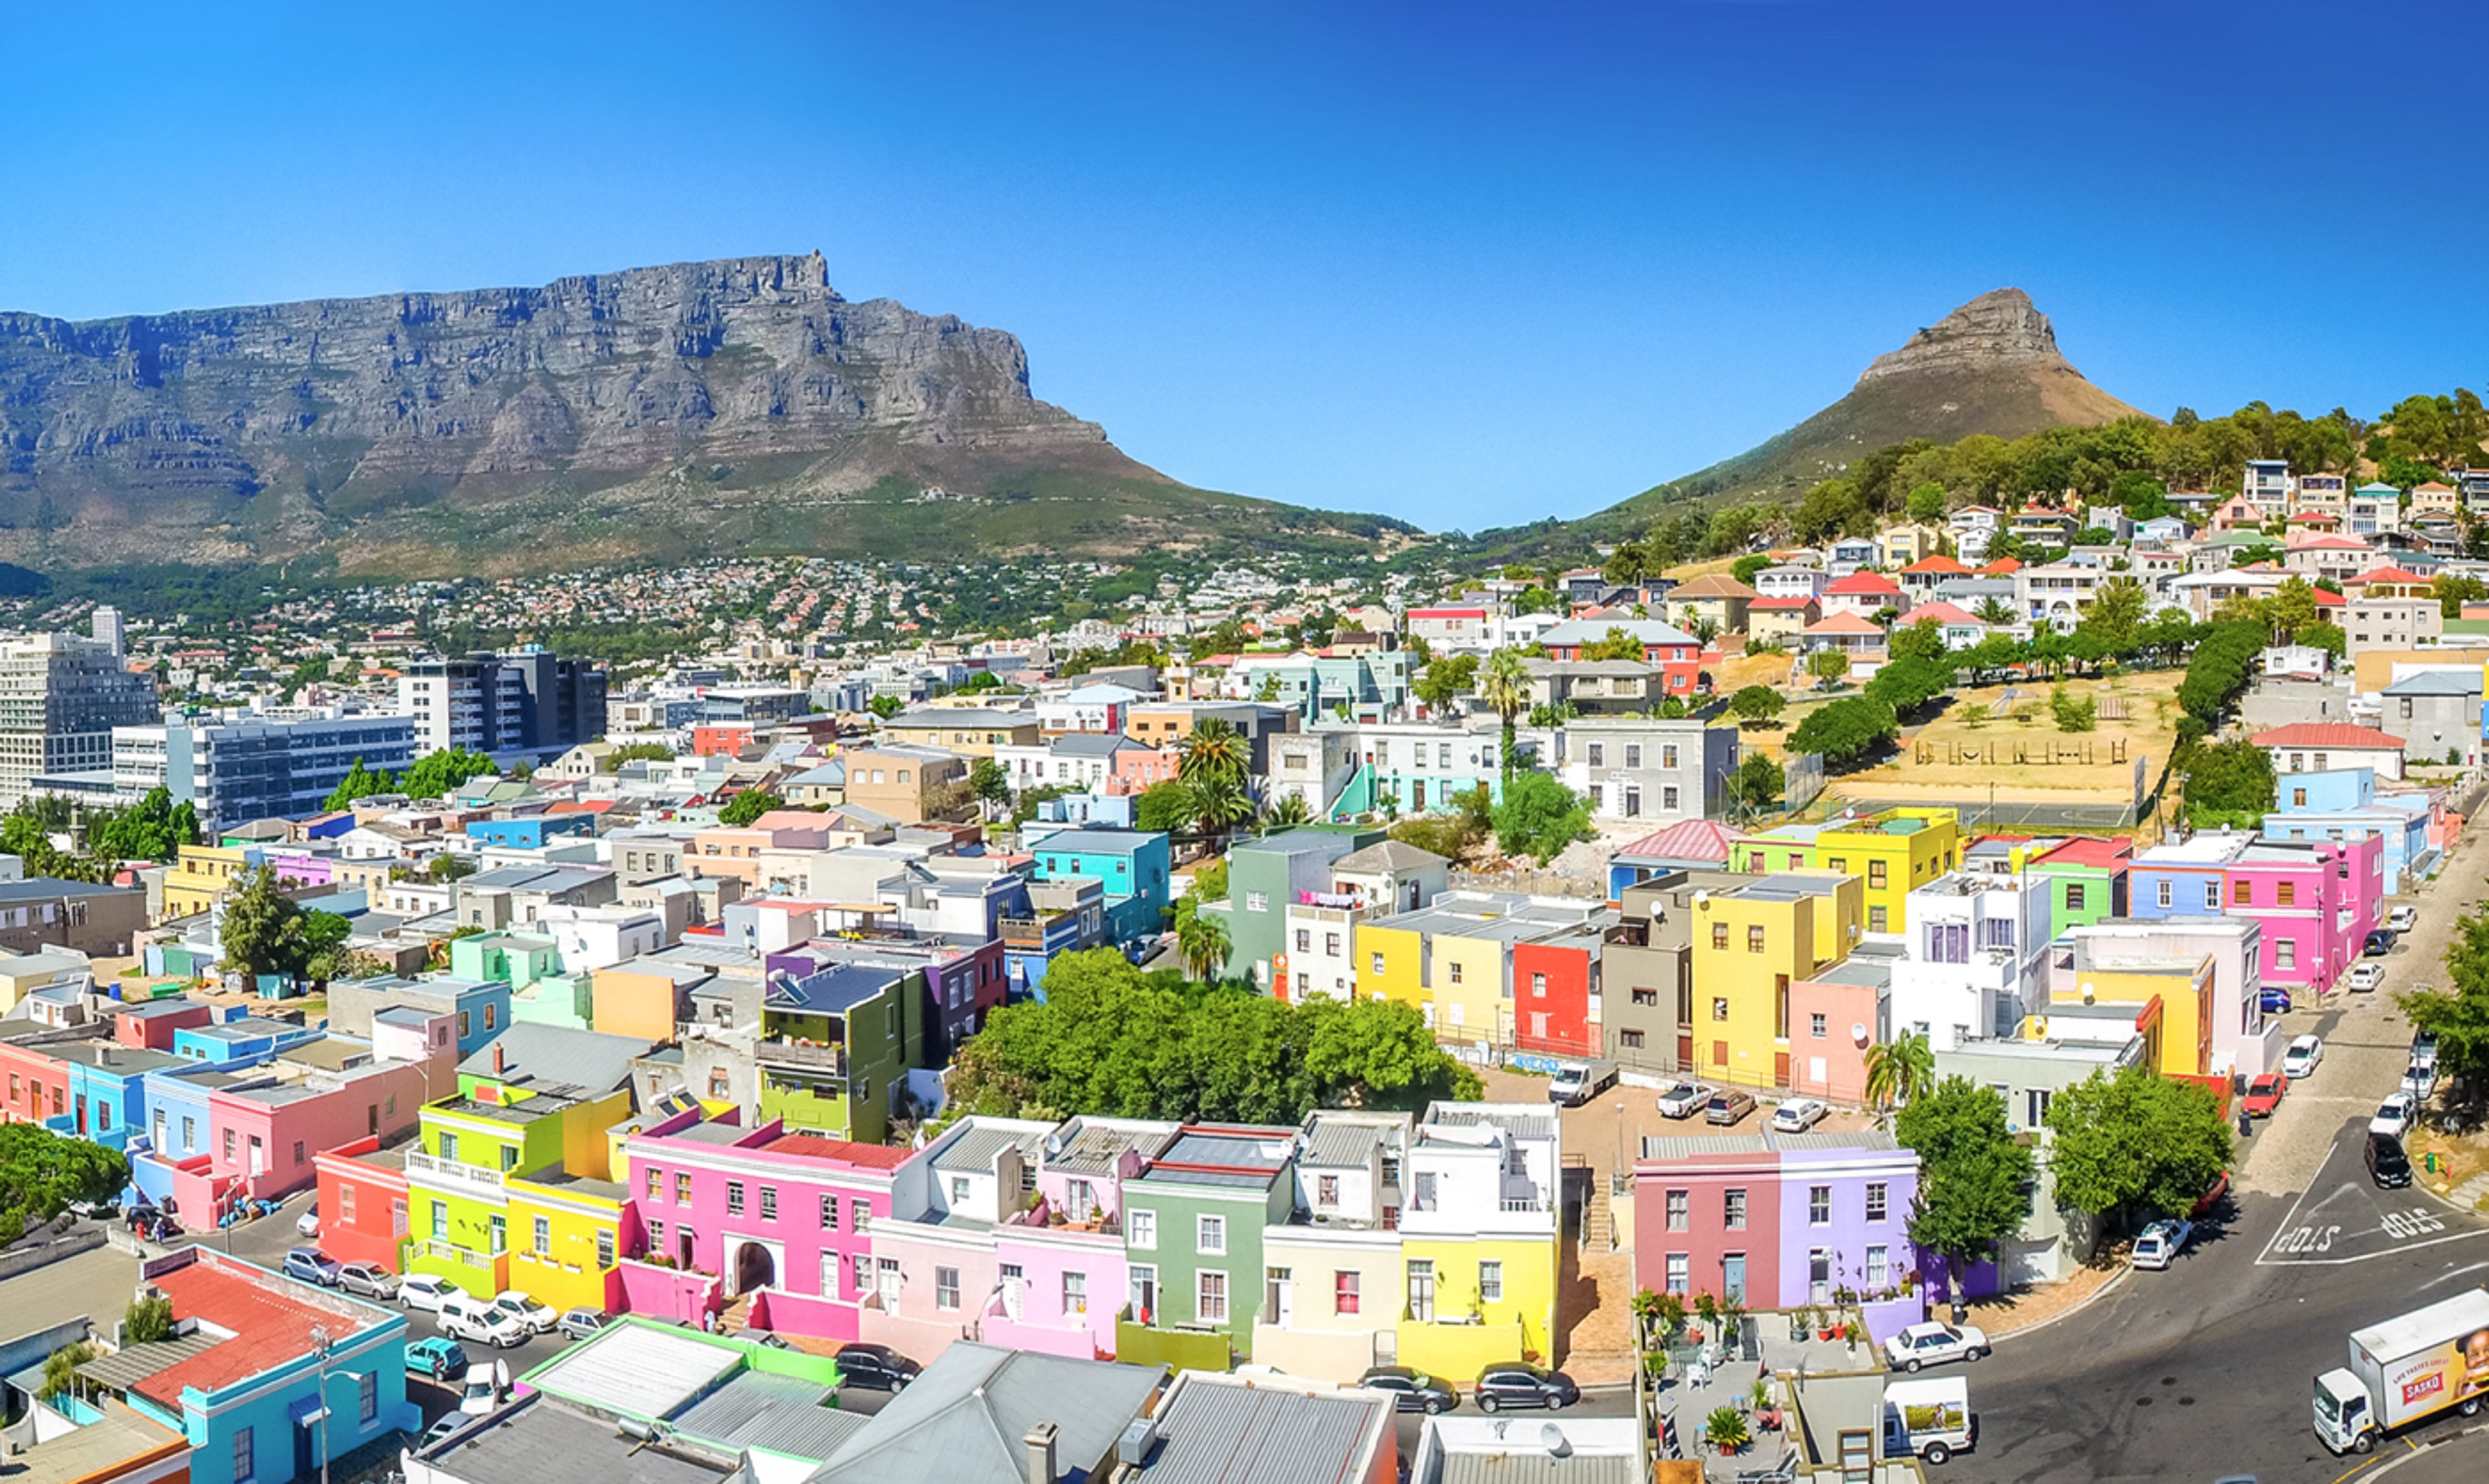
[2367,1131,2413,1188]
[1473,1362,1578,1413]
[2363,930,2397,957]
[833,1343,921,1391]
[1359,1365,1458,1414]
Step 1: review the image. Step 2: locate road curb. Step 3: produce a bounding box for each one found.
[2414,1176,2488,1221]
[1985,1264,2133,1348]
[2353,1417,2489,1479]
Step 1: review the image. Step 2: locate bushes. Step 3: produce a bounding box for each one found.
[2051,685,2096,732]
[2176,621,2265,729]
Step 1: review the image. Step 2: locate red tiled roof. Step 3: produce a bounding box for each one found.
[2313,588,2346,607]
[1749,596,1819,611]
[2350,566,2429,585]
[141,1258,382,1407]
[1614,818,1738,865]
[761,1133,913,1170]
[2249,723,2405,750]
[1805,612,1884,634]
[2026,836,2133,870]
[1978,558,2022,575]
[1824,571,1902,594]
[2286,511,2339,524]
[2289,535,2370,550]
[1902,555,1970,574]
[1906,601,1981,625]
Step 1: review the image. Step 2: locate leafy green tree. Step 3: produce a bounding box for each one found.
[87,786,202,861]
[2432,573,2488,620]
[2401,912,2489,1085]
[1895,1077,2035,1321]
[718,789,782,826]
[2269,575,2320,640]
[124,1293,174,1344]
[1806,649,1851,686]
[218,864,309,980]
[1725,752,1783,813]
[1865,656,1953,715]
[1411,653,1478,715]
[1478,648,1534,780]
[1888,619,1946,666]
[1134,780,1197,833]
[400,748,497,800]
[1727,685,1786,726]
[2180,737,2276,827]
[1905,481,1949,526]
[1175,906,1231,982]
[39,1343,95,1404]
[2113,470,2171,521]
[969,758,1011,813]
[323,758,396,811]
[1263,794,1315,828]
[1731,553,1772,586]
[2044,1063,2233,1231]
[867,694,906,720]
[1,1122,129,1258]
[1577,627,1647,662]
[2051,686,2097,732]
[2077,575,2151,655]
[1788,696,1899,772]
[1491,772,1592,864]
[605,741,676,767]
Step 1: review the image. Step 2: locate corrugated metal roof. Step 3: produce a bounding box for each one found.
[1298,1115,1393,1170]
[932,1124,1047,1173]
[526,1322,744,1420]
[810,1343,1165,1484]
[1132,1379,1387,1484]
[1438,1453,1639,1484]
[665,1370,865,1461]
[76,1330,225,1392]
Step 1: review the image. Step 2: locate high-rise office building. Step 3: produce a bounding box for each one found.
[91,605,125,657]
[0,633,160,806]
[397,647,607,758]
[111,709,419,829]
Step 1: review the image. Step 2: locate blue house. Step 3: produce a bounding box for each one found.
[130,1065,274,1204]
[170,1016,322,1067]
[1000,875,1107,1001]
[465,813,596,850]
[1027,828,1171,947]
[100,1247,418,1484]
[58,1044,190,1152]
[2262,767,2437,894]
[1027,791,1138,829]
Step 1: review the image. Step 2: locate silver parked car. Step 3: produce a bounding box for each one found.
[336,1262,398,1301]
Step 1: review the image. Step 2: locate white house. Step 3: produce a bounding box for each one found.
[2251,723,2407,782]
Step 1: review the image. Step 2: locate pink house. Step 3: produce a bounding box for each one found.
[2227,835,2381,995]
[206,1056,443,1200]
[1106,745,1181,797]
[114,999,215,1050]
[1786,963,1885,1105]
[981,1115,1175,1360]
[1819,571,1910,622]
[859,1117,1058,1360]
[620,1115,908,1341]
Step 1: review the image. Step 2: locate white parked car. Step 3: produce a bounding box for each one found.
[2282,1034,2324,1079]
[437,1296,530,1349]
[2131,1218,2192,1271]
[2387,905,2419,933]
[2370,1092,2418,1140]
[296,1201,320,1238]
[2345,962,2386,993]
[1771,1096,1830,1133]
[490,1290,559,1335]
[399,1275,465,1314]
[2401,1061,2438,1103]
[459,1360,512,1417]
[1655,1082,1712,1120]
[1882,1321,1989,1372]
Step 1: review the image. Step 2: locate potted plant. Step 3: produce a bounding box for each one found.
[1704,1406,1751,1457]
[1750,1378,1777,1430]
[1630,1288,1663,1348]
[1657,1290,1688,1339]
[1816,1306,1838,1341]
[1695,1290,1721,1330]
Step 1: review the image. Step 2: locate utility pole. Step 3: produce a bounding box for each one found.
[312,1325,334,1484]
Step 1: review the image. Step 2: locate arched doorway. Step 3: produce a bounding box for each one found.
[733,1239,777,1295]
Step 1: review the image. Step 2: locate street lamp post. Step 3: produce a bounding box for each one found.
[311,1325,334,1484]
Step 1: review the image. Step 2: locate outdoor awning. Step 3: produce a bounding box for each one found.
[289,1396,328,1426]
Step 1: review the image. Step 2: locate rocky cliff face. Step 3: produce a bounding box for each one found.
[1856,287,2086,384]
[0,253,1222,572]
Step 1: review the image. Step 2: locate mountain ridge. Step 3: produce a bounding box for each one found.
[0,252,1407,575]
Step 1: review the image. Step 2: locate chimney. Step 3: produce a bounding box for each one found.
[493,1043,505,1074]
[1023,1422,1057,1484]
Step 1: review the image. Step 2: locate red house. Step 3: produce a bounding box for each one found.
[1631,1137,1785,1306]
[115,999,215,1051]
[1512,936,1601,1058]
[0,1038,69,1125]
[314,1135,412,1271]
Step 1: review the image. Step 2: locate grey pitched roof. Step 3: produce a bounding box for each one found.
[1129,1378,1389,1484]
[667,1370,865,1462]
[932,1122,1048,1174]
[1297,1113,1401,1169]
[1032,828,1161,855]
[808,1343,1166,1484]
[457,1022,657,1096]
[1331,839,1449,874]
[2381,670,2483,696]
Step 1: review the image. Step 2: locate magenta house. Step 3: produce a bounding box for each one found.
[2127,831,2382,993]
[1635,1131,1925,1341]
[620,1114,909,1341]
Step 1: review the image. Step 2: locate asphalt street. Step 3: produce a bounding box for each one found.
[1957,830,2489,1484]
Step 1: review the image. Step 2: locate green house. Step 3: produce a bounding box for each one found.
[1117,1124,1298,1368]
[2017,837,2131,941]
[1198,828,1382,990]
[754,961,928,1144]
[450,931,564,987]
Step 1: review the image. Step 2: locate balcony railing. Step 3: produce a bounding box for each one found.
[758,1039,848,1074]
[404,1152,508,1196]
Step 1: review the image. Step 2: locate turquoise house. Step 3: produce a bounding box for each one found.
[1029,828,1173,947]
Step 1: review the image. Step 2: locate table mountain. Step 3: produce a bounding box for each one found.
[0,252,1400,574]
[1581,286,2147,534]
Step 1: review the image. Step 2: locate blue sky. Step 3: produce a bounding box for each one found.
[5,1,2483,534]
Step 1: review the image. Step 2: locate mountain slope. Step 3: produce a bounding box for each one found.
[1580,287,2147,536]
[0,253,1404,575]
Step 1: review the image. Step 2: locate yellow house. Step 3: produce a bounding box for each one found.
[1729,807,1961,934]
[403,1082,633,1309]
[1395,1104,1560,1377]
[1687,872,1862,1091]
[159,844,257,920]
[2039,955,2215,1078]
[1350,892,1606,1052]
[504,1170,628,1312]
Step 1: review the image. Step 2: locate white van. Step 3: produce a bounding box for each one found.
[437,1295,530,1349]
[1883,1376,1975,1465]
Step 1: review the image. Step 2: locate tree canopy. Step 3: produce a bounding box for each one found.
[0,1123,128,1241]
[2401,910,2489,1085]
[1727,685,1785,726]
[2044,1063,2233,1226]
[1895,1076,2033,1314]
[400,748,499,801]
[2180,737,2276,829]
[718,789,782,826]
[947,949,1482,1123]
[1788,695,1899,772]
[1491,772,1592,864]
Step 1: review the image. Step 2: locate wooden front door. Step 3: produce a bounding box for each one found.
[1774,1052,1792,1089]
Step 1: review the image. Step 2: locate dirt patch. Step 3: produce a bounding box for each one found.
[2411,1126,2489,1198]
[1962,1260,2120,1338]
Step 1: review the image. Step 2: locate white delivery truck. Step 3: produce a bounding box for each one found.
[1882,1376,1975,1466]
[1547,1059,1618,1107]
[2313,1286,2489,1454]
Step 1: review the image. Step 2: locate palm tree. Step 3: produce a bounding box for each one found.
[1176,905,1230,982]
[1265,793,1315,828]
[1187,776,1258,842]
[1973,595,2016,627]
[1479,647,1534,780]
[1178,718,1250,787]
[1863,1032,1935,1114]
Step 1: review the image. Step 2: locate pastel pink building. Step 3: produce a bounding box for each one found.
[1107,745,1181,797]
[981,1116,1174,1359]
[2129,831,2383,995]
[859,1118,1056,1359]
[620,1115,908,1342]
[1785,961,1886,1105]
[205,1056,445,1201]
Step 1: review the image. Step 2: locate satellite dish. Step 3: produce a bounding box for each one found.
[2080,982,2096,1004]
[1851,1023,1869,1047]
[1539,1424,1572,1458]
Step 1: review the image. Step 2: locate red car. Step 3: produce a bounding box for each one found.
[2191,1171,2231,1221]
[2241,1073,2287,1117]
